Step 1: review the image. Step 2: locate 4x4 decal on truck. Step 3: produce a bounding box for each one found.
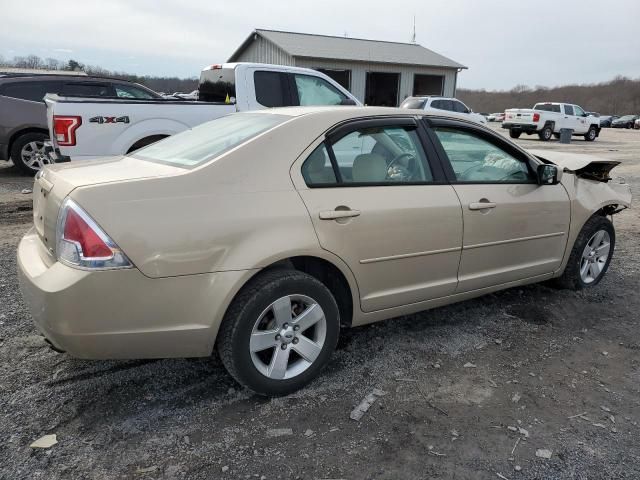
[89,116,130,124]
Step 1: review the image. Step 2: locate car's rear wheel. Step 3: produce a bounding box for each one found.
[584,126,597,141]
[10,132,50,175]
[538,126,553,141]
[217,269,340,396]
[554,215,615,290]
[509,130,521,139]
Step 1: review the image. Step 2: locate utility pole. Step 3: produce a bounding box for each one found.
[411,15,416,43]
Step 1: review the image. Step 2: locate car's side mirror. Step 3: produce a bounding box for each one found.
[537,164,560,185]
[340,98,357,106]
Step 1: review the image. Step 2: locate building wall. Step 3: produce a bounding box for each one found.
[234,35,294,66]
[233,40,459,106]
[294,57,458,105]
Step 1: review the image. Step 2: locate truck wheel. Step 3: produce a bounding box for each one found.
[10,132,50,175]
[538,126,553,141]
[217,269,340,396]
[584,127,597,142]
[553,215,615,290]
[509,130,521,139]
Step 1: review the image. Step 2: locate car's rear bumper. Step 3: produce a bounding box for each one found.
[17,228,252,359]
[502,123,538,133]
[44,143,71,164]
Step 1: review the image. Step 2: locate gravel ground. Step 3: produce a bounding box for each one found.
[1,127,639,479]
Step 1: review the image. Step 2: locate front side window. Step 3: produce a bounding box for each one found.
[452,101,469,113]
[132,113,287,167]
[434,127,535,183]
[573,105,585,117]
[114,84,155,99]
[293,74,346,106]
[564,105,574,116]
[302,125,432,186]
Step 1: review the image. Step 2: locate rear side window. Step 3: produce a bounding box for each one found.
[534,103,561,113]
[254,71,290,108]
[564,105,574,115]
[293,74,346,106]
[301,144,337,185]
[199,67,236,103]
[132,113,287,168]
[62,83,113,97]
[0,81,62,102]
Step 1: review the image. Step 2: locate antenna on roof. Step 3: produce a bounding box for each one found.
[411,15,416,43]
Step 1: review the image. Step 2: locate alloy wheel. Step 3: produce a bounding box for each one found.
[580,230,611,284]
[250,295,327,380]
[20,141,50,170]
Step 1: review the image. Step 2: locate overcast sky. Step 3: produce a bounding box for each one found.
[1,0,638,90]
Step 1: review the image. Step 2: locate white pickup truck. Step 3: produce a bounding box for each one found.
[45,62,359,163]
[502,102,600,142]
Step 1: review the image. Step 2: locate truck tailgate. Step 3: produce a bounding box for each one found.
[504,109,535,124]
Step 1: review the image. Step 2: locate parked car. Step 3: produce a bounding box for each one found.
[487,112,505,122]
[174,90,199,100]
[44,63,360,168]
[635,117,640,130]
[503,103,600,141]
[400,96,487,125]
[611,115,639,129]
[18,106,631,395]
[599,115,618,128]
[0,74,162,174]
[585,111,600,118]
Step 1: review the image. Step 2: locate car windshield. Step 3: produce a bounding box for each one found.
[617,115,635,121]
[400,98,427,109]
[131,113,287,167]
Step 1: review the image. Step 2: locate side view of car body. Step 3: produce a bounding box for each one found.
[17,107,631,395]
[400,96,487,125]
[599,115,618,128]
[612,115,639,129]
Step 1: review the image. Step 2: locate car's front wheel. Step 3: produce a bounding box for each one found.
[584,127,597,141]
[554,215,615,290]
[217,269,340,396]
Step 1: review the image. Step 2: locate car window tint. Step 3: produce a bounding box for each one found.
[452,101,468,113]
[0,81,61,102]
[431,99,444,110]
[534,104,561,113]
[301,143,337,185]
[254,71,289,107]
[564,105,574,116]
[132,113,287,168]
[62,83,113,97]
[434,127,535,183]
[293,74,346,106]
[573,105,585,116]
[329,126,432,184]
[114,84,155,99]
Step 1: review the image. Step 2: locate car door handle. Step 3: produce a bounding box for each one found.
[469,202,496,210]
[319,209,361,220]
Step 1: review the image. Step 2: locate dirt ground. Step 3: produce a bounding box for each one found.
[1,126,639,480]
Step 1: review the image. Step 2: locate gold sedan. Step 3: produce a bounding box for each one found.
[17,107,631,395]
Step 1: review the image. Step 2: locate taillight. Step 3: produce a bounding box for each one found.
[533,112,540,122]
[56,198,132,269]
[53,115,82,146]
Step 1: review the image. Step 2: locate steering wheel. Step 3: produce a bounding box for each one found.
[386,152,417,180]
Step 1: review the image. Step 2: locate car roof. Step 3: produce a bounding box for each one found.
[0,74,143,83]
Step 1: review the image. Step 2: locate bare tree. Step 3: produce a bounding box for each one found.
[44,57,61,70]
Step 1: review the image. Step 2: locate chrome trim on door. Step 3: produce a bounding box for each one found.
[360,246,461,264]
[464,231,566,250]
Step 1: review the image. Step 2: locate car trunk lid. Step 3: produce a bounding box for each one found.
[33,156,186,258]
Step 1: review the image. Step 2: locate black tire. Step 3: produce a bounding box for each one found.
[10,132,49,175]
[509,130,521,139]
[553,215,615,290]
[584,126,597,142]
[217,269,340,396]
[538,126,553,141]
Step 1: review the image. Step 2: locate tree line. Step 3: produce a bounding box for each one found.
[457,76,640,116]
[0,54,198,94]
